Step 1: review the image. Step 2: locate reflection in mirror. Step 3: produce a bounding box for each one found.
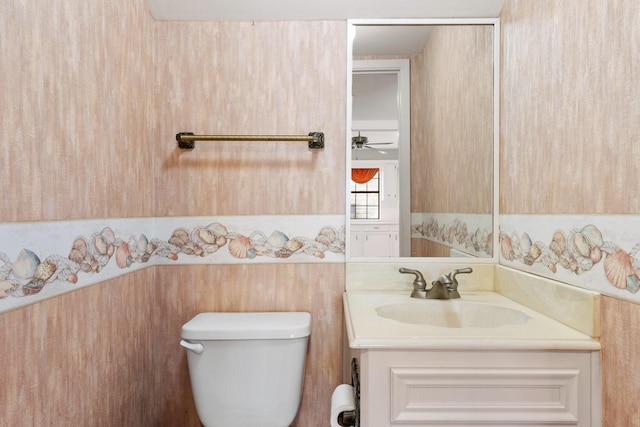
[348,20,498,261]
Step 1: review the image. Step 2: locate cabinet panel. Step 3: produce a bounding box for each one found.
[391,367,579,424]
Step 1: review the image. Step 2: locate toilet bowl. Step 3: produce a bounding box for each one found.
[180,312,311,427]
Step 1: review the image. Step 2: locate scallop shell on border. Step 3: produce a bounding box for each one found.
[12,249,41,280]
[229,236,254,259]
[604,248,639,290]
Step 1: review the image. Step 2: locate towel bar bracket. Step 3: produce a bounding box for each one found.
[308,132,324,149]
[176,132,196,149]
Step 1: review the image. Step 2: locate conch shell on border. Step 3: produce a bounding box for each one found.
[23,259,57,295]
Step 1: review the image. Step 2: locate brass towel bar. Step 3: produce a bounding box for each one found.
[176,131,324,150]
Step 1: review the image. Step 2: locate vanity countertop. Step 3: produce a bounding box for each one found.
[344,290,601,351]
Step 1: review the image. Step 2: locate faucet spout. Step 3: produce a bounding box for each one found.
[426,275,454,299]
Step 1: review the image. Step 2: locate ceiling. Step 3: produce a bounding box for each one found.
[146,0,504,21]
[353,25,435,56]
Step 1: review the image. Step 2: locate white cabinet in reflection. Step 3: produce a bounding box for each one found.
[350,224,399,257]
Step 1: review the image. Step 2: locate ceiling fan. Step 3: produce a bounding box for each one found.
[351,132,394,150]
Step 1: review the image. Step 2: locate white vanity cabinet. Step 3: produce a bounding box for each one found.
[350,224,399,257]
[348,348,600,427]
[343,288,602,427]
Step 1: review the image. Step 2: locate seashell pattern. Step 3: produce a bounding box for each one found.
[228,236,255,259]
[267,230,289,248]
[604,248,639,291]
[315,227,336,246]
[5,214,640,306]
[33,260,57,281]
[549,231,567,256]
[283,238,304,252]
[500,236,514,261]
[168,229,190,248]
[498,223,640,294]
[116,242,132,268]
[69,238,88,263]
[0,221,346,304]
[411,217,493,256]
[12,249,41,280]
[207,222,228,238]
[198,228,216,245]
[0,280,18,298]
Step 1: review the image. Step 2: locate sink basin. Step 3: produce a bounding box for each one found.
[375,300,532,328]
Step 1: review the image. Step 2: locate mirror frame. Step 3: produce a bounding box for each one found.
[345,18,500,265]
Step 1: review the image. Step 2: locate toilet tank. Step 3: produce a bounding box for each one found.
[181,312,311,427]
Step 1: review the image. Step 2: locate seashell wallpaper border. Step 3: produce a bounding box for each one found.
[500,214,640,304]
[411,213,494,257]
[0,215,345,313]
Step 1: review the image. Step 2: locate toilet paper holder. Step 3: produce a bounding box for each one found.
[339,358,360,427]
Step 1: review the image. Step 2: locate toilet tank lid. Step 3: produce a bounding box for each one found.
[181,312,311,340]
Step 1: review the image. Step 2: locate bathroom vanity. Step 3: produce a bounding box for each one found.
[343,264,602,427]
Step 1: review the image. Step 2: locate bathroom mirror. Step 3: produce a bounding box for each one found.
[346,18,500,262]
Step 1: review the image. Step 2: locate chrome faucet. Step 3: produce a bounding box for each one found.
[399,267,473,299]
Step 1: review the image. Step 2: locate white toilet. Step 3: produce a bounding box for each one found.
[180,312,311,427]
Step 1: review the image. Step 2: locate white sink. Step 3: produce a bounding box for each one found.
[375,300,532,328]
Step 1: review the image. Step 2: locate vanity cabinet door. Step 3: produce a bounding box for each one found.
[362,231,393,257]
[350,230,364,257]
[357,349,600,427]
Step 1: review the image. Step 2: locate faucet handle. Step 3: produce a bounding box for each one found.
[447,268,473,290]
[399,268,427,291]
